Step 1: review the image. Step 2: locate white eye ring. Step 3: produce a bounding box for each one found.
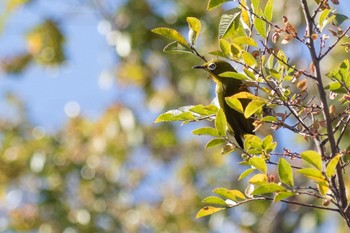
[208,63,217,71]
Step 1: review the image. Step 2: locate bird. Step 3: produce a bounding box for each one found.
[193,59,254,148]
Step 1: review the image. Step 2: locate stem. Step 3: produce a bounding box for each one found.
[300,0,349,226]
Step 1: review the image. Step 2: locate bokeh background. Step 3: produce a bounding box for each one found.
[0,0,349,232]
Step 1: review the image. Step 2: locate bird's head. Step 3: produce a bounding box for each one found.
[193,59,236,83]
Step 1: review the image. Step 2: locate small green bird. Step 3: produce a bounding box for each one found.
[193,59,254,148]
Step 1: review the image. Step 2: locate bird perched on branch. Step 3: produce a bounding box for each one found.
[193,59,254,148]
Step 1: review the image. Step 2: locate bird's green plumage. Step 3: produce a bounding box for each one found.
[193,59,254,148]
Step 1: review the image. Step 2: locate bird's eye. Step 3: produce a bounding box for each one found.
[208,63,217,71]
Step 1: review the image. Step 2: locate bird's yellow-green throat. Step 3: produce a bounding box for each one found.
[193,59,254,148]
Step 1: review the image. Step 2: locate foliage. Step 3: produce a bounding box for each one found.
[153,0,350,229]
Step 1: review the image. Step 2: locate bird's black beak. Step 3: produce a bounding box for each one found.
[192,65,205,69]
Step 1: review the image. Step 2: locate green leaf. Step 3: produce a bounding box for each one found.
[215,109,227,136]
[244,99,265,118]
[225,96,244,113]
[242,51,258,67]
[261,116,278,122]
[151,27,189,48]
[219,72,248,80]
[262,135,277,153]
[192,127,220,136]
[300,150,323,171]
[274,191,295,202]
[249,174,268,185]
[333,13,349,27]
[202,196,227,207]
[326,154,341,178]
[231,36,258,47]
[163,41,192,54]
[264,0,274,22]
[238,168,255,180]
[297,168,326,182]
[213,188,246,201]
[154,110,195,123]
[189,104,218,116]
[278,158,294,187]
[219,11,241,39]
[249,156,267,174]
[186,17,201,45]
[254,9,266,38]
[252,183,286,195]
[207,0,231,11]
[243,68,256,80]
[219,39,232,58]
[196,206,225,218]
[205,138,226,148]
[318,8,331,31]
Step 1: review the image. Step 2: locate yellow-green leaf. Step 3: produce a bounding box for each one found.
[202,196,227,207]
[151,27,189,48]
[249,156,267,174]
[300,150,323,171]
[297,168,326,182]
[196,206,225,218]
[163,41,192,54]
[232,36,258,47]
[244,99,265,118]
[220,72,248,80]
[317,182,329,196]
[252,183,286,195]
[186,17,201,45]
[249,174,268,185]
[207,0,231,11]
[192,127,220,136]
[254,9,266,38]
[205,138,226,148]
[238,168,255,180]
[240,0,250,28]
[218,11,241,39]
[326,154,341,178]
[264,0,274,22]
[278,158,294,187]
[242,51,258,67]
[225,96,244,113]
[215,109,227,136]
[274,191,295,202]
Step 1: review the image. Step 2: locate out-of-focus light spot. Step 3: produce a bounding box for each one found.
[240,212,256,226]
[164,11,178,24]
[115,32,131,57]
[47,173,62,189]
[64,101,80,118]
[93,199,107,212]
[0,217,8,232]
[76,209,91,225]
[148,96,165,113]
[32,126,46,139]
[125,209,140,225]
[87,155,100,169]
[97,20,111,36]
[39,223,52,233]
[30,152,46,173]
[106,30,118,45]
[119,108,135,131]
[98,71,114,90]
[63,227,77,233]
[7,190,23,209]
[92,136,106,153]
[81,165,95,180]
[3,146,19,162]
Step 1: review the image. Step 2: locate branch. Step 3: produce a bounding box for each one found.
[319,26,350,60]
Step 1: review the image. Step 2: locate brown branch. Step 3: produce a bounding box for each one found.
[319,26,350,60]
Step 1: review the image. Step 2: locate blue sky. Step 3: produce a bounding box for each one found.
[0,1,118,131]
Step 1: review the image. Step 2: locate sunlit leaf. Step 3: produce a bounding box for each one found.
[219,72,248,80]
[152,27,189,48]
[264,0,274,22]
[232,36,258,47]
[202,196,227,207]
[249,156,267,174]
[251,183,286,195]
[225,96,244,113]
[254,9,266,38]
[297,168,326,182]
[186,17,201,45]
[278,158,294,187]
[192,127,220,136]
[219,11,241,39]
[206,138,226,148]
[215,109,227,136]
[242,51,258,67]
[207,0,231,11]
[249,174,268,185]
[274,191,295,202]
[163,41,192,54]
[244,99,265,118]
[326,154,341,178]
[238,168,255,180]
[300,150,323,171]
[196,206,225,218]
